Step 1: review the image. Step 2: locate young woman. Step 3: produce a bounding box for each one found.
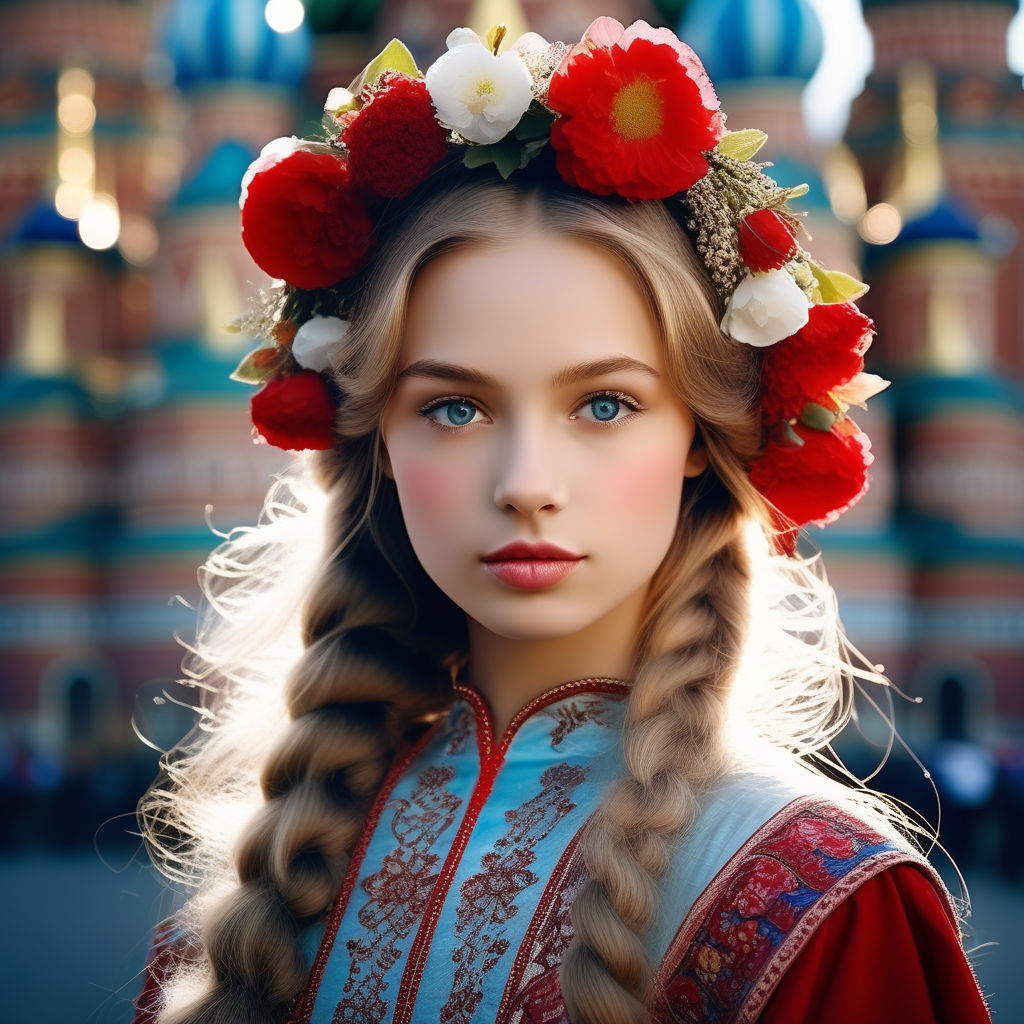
[135,19,990,1024]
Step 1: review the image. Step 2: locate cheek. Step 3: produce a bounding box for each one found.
[389,453,482,528]
[599,443,688,517]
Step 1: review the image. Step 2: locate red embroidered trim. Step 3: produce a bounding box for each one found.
[291,722,442,1024]
[649,797,942,1024]
[391,678,628,1024]
[496,823,589,1023]
[736,848,916,1022]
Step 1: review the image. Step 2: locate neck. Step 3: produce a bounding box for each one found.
[465,592,643,738]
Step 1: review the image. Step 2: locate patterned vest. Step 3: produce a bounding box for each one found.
[292,681,952,1024]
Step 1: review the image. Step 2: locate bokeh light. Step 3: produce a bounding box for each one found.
[78,193,120,250]
[118,213,160,265]
[264,0,304,33]
[858,202,903,245]
[58,145,94,184]
[54,181,92,219]
[58,93,96,136]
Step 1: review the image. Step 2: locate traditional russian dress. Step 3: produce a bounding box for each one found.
[136,679,990,1023]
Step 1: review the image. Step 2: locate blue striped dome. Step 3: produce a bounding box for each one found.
[679,0,824,84]
[163,0,312,90]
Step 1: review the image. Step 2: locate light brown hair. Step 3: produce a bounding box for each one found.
[142,177,846,1024]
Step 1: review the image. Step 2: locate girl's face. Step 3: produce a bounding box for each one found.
[381,229,707,643]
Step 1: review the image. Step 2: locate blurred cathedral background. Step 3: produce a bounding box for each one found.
[0,0,1022,879]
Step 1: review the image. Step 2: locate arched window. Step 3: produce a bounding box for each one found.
[66,675,95,740]
[938,675,968,741]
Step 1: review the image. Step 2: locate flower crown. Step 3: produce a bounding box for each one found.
[233,17,888,542]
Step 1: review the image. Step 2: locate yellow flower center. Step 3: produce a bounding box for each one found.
[610,77,663,141]
[465,77,496,114]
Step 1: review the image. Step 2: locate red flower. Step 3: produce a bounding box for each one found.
[250,371,336,451]
[241,149,373,290]
[761,302,875,422]
[547,18,724,199]
[343,75,449,199]
[750,418,872,529]
[738,209,797,272]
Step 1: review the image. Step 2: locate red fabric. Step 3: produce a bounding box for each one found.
[759,864,990,1023]
[132,921,193,1024]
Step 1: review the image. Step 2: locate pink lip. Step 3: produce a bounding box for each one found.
[482,541,582,562]
[481,541,584,591]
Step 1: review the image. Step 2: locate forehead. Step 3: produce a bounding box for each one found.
[401,230,664,380]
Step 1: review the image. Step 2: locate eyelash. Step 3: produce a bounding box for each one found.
[417,390,644,431]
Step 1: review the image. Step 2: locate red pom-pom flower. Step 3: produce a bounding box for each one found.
[343,75,449,199]
[751,418,873,529]
[760,302,875,422]
[738,209,798,272]
[250,371,337,451]
[241,148,373,290]
[547,18,725,199]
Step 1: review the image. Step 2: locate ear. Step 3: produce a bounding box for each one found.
[683,436,709,478]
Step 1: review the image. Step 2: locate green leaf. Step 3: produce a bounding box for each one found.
[782,421,805,446]
[230,347,291,385]
[514,104,556,142]
[349,38,420,93]
[520,138,548,165]
[810,263,868,304]
[800,402,839,432]
[716,129,768,162]
[463,135,525,179]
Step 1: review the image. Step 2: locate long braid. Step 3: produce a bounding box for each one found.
[159,451,462,1024]
[561,477,753,1024]
[143,183,769,1024]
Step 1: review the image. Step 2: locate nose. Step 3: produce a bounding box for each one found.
[492,420,568,516]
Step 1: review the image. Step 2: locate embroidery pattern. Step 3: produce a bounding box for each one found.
[332,760,464,1022]
[439,762,587,1024]
[543,697,616,749]
[650,802,898,1023]
[500,800,907,1024]
[499,832,588,1024]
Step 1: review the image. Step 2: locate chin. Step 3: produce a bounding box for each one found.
[466,603,617,643]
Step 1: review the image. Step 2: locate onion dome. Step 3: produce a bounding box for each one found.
[890,196,983,249]
[174,140,256,209]
[7,202,81,246]
[861,0,1017,7]
[679,0,824,83]
[864,195,985,271]
[162,0,312,90]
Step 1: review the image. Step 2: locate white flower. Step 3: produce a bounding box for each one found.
[292,316,348,372]
[720,269,810,347]
[324,87,356,117]
[239,136,301,210]
[425,28,533,145]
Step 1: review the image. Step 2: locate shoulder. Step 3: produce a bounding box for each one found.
[648,769,917,960]
[757,862,991,1023]
[649,777,962,1022]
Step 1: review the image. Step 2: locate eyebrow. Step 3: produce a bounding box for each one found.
[397,356,661,388]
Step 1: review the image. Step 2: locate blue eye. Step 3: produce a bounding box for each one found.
[573,392,640,423]
[423,399,480,427]
[589,396,621,421]
[443,400,476,425]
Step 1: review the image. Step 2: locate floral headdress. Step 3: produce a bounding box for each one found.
[233,18,888,544]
